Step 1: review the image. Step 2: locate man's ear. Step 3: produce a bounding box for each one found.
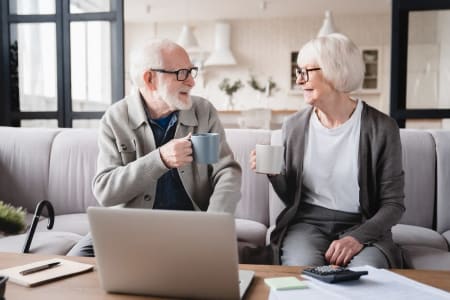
[143,71,157,91]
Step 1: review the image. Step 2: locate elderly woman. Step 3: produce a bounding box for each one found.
[249,33,405,268]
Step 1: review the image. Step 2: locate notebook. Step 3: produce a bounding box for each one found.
[88,207,254,300]
[0,258,93,287]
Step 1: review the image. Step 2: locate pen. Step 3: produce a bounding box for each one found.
[19,262,61,276]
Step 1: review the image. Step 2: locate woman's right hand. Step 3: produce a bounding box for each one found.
[249,149,256,171]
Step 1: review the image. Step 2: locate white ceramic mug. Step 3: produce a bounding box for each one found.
[255,144,284,174]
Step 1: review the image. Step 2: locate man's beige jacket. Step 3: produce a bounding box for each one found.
[93,92,241,213]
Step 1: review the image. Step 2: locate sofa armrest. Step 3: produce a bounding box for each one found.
[268,129,286,227]
[429,130,450,234]
[235,218,267,247]
[266,224,275,245]
[393,224,449,251]
[443,230,450,250]
[269,186,285,227]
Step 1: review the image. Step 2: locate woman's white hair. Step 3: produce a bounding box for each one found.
[128,38,179,89]
[297,33,364,93]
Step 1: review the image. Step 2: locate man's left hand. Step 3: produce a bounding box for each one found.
[324,236,363,266]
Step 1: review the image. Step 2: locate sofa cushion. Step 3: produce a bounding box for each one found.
[48,129,99,215]
[399,130,436,229]
[235,218,267,247]
[0,231,82,255]
[402,245,450,270]
[36,214,90,236]
[443,231,450,247]
[392,224,449,251]
[225,129,271,227]
[0,127,60,212]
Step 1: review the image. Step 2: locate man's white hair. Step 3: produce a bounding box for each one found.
[297,33,364,93]
[128,38,179,89]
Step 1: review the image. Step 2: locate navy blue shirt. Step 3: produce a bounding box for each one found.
[147,111,194,211]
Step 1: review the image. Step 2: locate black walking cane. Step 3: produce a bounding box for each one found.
[22,200,55,253]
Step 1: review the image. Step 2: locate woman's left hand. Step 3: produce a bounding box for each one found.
[324,236,363,266]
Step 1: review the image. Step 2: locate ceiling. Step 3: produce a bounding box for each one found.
[124,0,392,23]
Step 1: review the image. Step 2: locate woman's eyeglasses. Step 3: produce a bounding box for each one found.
[295,67,321,82]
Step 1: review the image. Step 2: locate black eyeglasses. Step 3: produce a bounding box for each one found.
[150,67,198,81]
[295,67,321,83]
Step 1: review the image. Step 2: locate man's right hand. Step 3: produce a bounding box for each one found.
[159,133,193,168]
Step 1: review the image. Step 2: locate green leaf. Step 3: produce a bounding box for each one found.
[0,201,27,234]
[219,78,243,96]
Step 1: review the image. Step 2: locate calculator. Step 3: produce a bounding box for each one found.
[302,265,368,283]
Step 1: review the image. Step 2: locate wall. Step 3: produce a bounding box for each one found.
[125,13,391,113]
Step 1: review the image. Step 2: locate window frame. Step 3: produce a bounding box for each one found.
[390,0,450,128]
[0,0,124,127]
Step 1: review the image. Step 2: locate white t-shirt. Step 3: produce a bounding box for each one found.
[302,99,363,213]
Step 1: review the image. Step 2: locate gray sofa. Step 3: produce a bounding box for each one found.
[0,126,449,270]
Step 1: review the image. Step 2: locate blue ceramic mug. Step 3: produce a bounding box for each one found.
[191,133,220,164]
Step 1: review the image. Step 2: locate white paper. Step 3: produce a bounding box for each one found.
[269,287,347,300]
[269,266,450,300]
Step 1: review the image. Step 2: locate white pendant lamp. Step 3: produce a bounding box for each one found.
[204,22,237,66]
[177,25,199,50]
[317,10,338,37]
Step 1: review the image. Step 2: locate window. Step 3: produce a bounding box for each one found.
[0,0,124,128]
[12,22,58,112]
[361,48,379,92]
[70,21,112,112]
[390,0,450,128]
[290,51,299,91]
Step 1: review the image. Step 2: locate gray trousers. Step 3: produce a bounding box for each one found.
[281,203,389,268]
[67,233,95,257]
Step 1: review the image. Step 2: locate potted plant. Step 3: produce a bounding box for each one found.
[219,78,243,110]
[248,76,277,97]
[0,201,26,235]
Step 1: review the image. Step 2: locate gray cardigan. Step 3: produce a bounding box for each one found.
[92,92,241,214]
[245,102,405,267]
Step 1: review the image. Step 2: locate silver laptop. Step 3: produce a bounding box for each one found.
[87,207,254,300]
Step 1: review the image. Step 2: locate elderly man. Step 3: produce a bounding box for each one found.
[68,39,241,257]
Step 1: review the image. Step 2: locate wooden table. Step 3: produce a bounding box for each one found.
[1,252,450,299]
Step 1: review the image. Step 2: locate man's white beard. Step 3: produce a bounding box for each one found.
[157,81,192,111]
